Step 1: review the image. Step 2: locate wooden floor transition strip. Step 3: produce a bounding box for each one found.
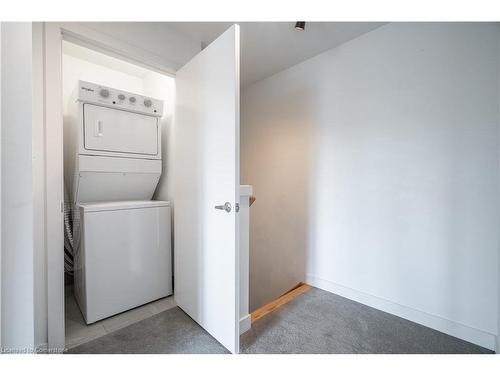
[251,283,312,322]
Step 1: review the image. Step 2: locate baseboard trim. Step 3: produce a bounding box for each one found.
[251,283,312,322]
[240,314,251,335]
[306,274,496,351]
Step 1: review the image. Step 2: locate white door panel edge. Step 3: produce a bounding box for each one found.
[174,25,240,354]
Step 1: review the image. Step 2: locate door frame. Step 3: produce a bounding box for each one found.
[43,22,178,350]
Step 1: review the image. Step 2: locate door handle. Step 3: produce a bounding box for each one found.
[95,120,103,137]
[215,202,232,212]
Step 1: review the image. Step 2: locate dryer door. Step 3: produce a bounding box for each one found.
[83,104,159,156]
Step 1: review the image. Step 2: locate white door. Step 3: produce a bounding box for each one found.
[174,25,240,353]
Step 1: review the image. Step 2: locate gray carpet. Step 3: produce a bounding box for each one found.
[68,287,493,354]
[67,306,229,354]
[241,288,492,354]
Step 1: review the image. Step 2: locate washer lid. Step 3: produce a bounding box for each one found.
[77,200,170,212]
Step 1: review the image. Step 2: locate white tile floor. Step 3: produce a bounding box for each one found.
[65,285,176,349]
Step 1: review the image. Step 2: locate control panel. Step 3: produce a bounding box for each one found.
[77,80,163,117]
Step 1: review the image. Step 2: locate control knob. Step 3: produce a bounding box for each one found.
[99,89,110,98]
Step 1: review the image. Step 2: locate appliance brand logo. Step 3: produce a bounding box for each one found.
[81,87,94,92]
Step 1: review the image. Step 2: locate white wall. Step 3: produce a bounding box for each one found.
[241,69,310,311]
[1,22,36,351]
[241,23,499,349]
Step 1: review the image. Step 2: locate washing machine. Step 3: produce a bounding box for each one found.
[65,81,172,324]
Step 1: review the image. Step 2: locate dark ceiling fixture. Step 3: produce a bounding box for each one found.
[295,22,306,31]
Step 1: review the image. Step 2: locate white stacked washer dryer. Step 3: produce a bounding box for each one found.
[64,81,172,324]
